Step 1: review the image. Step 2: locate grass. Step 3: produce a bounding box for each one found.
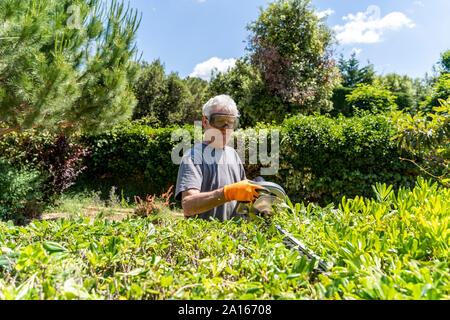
[39,185,183,223]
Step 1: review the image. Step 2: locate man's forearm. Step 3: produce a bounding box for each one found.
[182,188,227,216]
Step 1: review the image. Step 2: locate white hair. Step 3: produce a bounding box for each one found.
[202,95,240,118]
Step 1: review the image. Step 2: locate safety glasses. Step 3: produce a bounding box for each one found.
[207,113,240,129]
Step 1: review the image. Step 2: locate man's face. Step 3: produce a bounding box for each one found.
[202,107,238,149]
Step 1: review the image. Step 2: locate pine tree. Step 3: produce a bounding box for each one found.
[0,0,141,137]
[338,53,376,88]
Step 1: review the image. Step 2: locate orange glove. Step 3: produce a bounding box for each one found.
[223,180,267,202]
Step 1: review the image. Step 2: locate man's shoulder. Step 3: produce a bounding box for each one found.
[181,143,206,165]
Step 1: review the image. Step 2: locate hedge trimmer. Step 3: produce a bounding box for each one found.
[236,178,329,274]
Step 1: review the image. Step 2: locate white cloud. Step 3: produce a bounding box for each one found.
[316,8,335,19]
[351,48,362,56]
[190,57,237,81]
[413,1,424,7]
[333,5,415,45]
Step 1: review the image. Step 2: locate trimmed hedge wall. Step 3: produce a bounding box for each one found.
[77,114,418,205]
[275,114,417,204]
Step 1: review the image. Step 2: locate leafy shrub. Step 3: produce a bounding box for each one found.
[133,186,174,217]
[0,178,448,299]
[391,98,449,186]
[275,177,449,299]
[329,87,354,117]
[79,122,193,198]
[345,83,398,115]
[0,131,91,200]
[274,113,417,204]
[420,74,450,114]
[0,158,46,221]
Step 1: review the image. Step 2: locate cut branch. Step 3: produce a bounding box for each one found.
[0,126,19,137]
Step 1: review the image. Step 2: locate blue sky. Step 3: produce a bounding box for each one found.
[129,0,450,80]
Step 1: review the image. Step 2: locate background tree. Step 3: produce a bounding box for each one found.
[245,0,340,119]
[377,73,415,112]
[439,50,450,74]
[0,0,142,138]
[132,59,167,123]
[207,57,291,127]
[345,82,397,115]
[330,53,376,116]
[420,74,450,114]
[133,60,207,126]
[338,53,376,88]
[182,77,209,124]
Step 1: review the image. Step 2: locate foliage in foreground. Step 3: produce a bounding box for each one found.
[0,178,448,300]
[274,178,449,299]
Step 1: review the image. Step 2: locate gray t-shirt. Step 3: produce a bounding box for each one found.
[175,142,246,221]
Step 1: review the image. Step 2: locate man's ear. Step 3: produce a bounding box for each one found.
[202,116,207,129]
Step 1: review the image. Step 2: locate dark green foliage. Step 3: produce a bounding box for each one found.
[0,158,45,221]
[79,122,195,198]
[132,60,167,123]
[439,50,450,74]
[182,77,209,124]
[132,60,207,126]
[329,87,354,117]
[275,114,417,205]
[420,74,450,114]
[338,53,375,88]
[393,92,415,112]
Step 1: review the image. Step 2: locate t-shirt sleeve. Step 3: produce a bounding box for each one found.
[240,162,246,180]
[175,155,203,201]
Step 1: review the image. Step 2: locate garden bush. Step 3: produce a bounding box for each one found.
[78,122,195,199]
[0,131,91,201]
[274,178,449,299]
[345,83,398,115]
[0,158,46,221]
[329,87,354,117]
[275,113,418,204]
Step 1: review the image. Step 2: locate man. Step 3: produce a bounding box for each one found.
[175,95,265,221]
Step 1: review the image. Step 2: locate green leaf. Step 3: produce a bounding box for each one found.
[43,242,68,254]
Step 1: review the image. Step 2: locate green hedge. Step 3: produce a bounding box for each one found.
[76,114,418,205]
[274,114,417,204]
[78,123,195,198]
